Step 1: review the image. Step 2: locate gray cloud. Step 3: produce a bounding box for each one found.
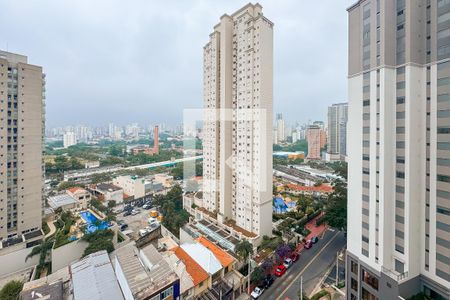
[0,0,354,128]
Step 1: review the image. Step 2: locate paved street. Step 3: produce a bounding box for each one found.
[258,230,346,300]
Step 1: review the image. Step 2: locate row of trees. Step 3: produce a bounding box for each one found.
[153,185,190,237]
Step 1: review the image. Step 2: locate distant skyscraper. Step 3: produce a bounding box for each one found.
[306,125,321,160]
[201,3,273,239]
[347,1,450,299]
[0,50,44,241]
[108,123,115,138]
[153,125,159,155]
[327,103,348,160]
[276,113,286,142]
[63,132,77,148]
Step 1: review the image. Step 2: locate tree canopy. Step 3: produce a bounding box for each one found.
[0,280,23,300]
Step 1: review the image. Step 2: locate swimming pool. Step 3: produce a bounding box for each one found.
[79,211,109,233]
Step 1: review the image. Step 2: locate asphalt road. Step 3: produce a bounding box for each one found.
[258,230,346,300]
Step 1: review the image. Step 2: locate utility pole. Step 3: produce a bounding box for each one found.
[300,276,303,300]
[336,251,339,286]
[247,256,251,295]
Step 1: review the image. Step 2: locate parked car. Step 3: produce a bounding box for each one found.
[123,211,132,217]
[304,240,313,249]
[311,236,319,244]
[131,209,140,216]
[143,203,152,210]
[251,286,265,299]
[139,229,148,237]
[119,223,128,231]
[274,265,286,277]
[290,252,299,262]
[136,201,144,207]
[263,275,275,289]
[124,205,132,212]
[283,258,293,269]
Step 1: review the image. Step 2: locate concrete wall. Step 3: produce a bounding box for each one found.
[0,246,39,277]
[51,240,88,271]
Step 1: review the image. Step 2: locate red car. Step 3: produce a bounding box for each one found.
[304,240,313,249]
[274,264,287,277]
[290,252,299,262]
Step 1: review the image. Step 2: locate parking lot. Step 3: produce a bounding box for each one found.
[115,205,159,240]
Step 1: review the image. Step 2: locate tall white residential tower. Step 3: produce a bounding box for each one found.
[201,3,273,240]
[347,0,450,299]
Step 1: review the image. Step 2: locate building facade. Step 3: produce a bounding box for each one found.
[276,113,286,142]
[0,50,44,242]
[327,103,348,160]
[306,125,322,160]
[347,1,450,299]
[202,3,273,239]
[63,131,76,148]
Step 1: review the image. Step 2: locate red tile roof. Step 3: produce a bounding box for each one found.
[197,237,234,268]
[286,184,333,193]
[172,246,209,286]
[67,187,83,194]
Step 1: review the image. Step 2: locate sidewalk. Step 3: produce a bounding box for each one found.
[45,221,56,238]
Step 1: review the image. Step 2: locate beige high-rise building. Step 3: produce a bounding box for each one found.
[0,51,44,242]
[201,3,273,239]
[306,125,321,160]
[347,0,450,299]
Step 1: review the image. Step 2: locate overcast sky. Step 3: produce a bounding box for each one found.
[0,0,354,128]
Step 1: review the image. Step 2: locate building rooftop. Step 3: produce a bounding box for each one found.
[114,244,178,300]
[20,280,63,300]
[172,246,209,286]
[71,250,124,300]
[181,243,222,275]
[67,187,88,194]
[162,251,194,295]
[197,237,234,268]
[48,194,77,209]
[96,183,122,192]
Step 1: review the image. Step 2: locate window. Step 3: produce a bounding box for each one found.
[351,260,358,275]
[394,259,405,274]
[396,97,405,104]
[351,278,358,291]
[438,109,450,118]
[439,142,450,150]
[438,127,450,133]
[396,111,405,119]
[437,174,450,183]
[362,270,379,290]
[161,286,173,299]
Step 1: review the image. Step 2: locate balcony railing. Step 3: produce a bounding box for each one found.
[381,266,409,282]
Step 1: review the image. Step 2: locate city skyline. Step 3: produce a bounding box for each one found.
[0,0,353,128]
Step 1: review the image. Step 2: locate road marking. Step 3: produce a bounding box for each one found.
[275,231,341,300]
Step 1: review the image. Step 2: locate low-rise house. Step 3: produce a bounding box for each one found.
[167,236,240,299]
[113,243,180,300]
[154,174,174,188]
[90,183,123,204]
[113,175,146,199]
[67,187,91,209]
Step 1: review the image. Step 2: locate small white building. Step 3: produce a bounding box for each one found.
[113,175,146,199]
[92,183,123,204]
[154,174,174,188]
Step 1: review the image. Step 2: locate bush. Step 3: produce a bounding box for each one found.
[310,290,330,300]
[0,280,23,300]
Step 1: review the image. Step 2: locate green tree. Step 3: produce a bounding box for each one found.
[324,178,347,230]
[296,194,313,213]
[82,229,114,257]
[250,266,265,285]
[0,280,23,300]
[235,239,253,262]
